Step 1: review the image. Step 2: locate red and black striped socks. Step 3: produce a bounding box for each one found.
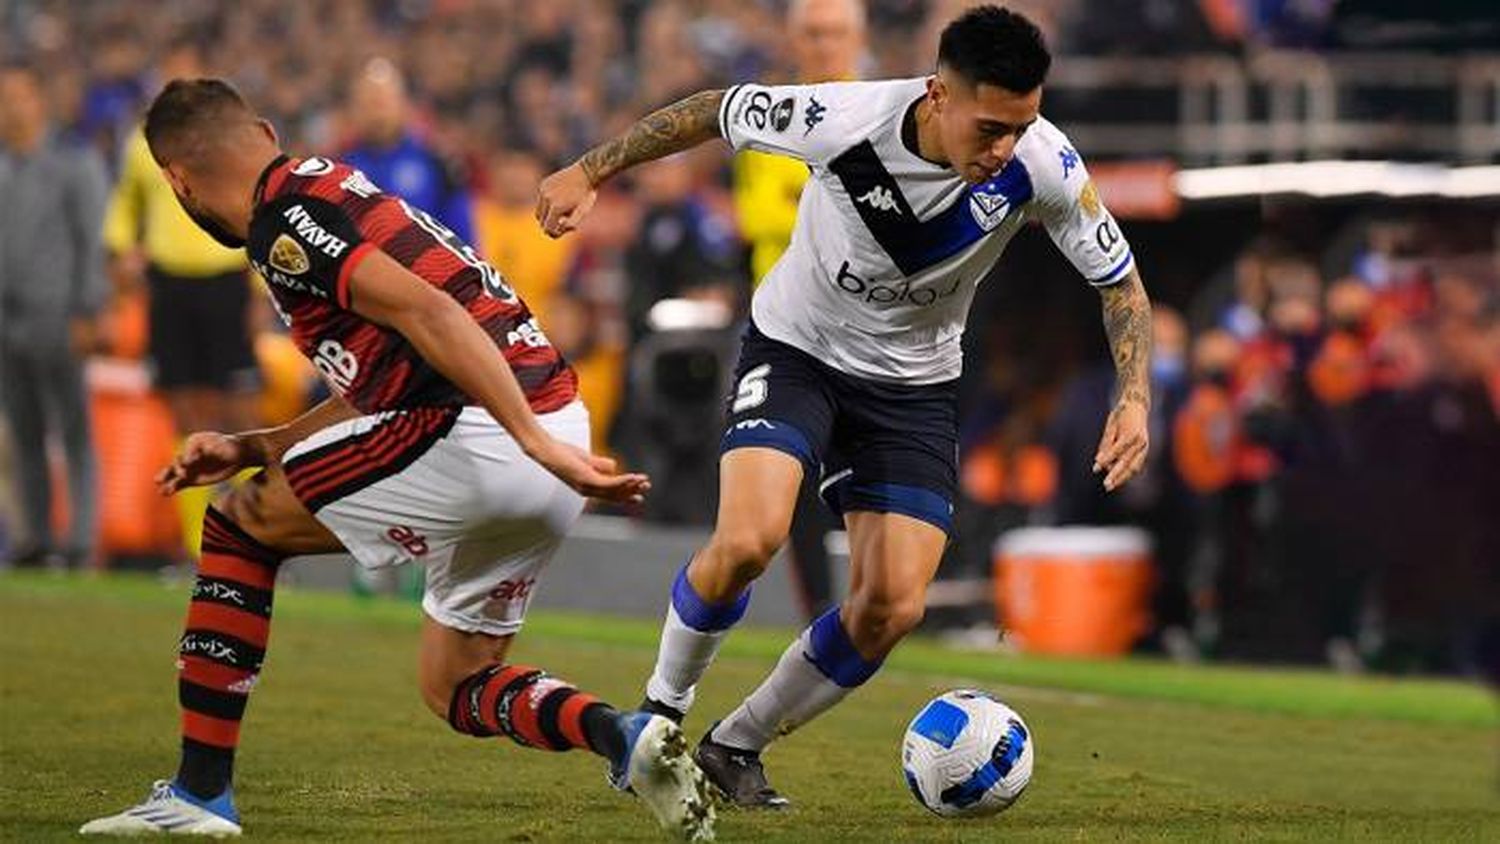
[175,507,285,800]
[448,664,625,762]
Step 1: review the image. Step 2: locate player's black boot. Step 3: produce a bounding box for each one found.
[640,696,687,725]
[693,726,790,810]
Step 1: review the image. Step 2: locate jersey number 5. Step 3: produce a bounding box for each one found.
[398,199,518,303]
[732,364,771,413]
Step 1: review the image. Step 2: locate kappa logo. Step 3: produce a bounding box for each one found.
[770,96,796,132]
[856,186,900,213]
[269,234,310,275]
[803,95,826,135]
[292,156,334,176]
[968,189,1011,232]
[1059,146,1080,179]
[283,204,350,258]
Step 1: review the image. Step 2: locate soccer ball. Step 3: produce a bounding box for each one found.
[901,689,1034,818]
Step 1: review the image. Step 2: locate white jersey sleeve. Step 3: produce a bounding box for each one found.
[718,81,861,165]
[1025,120,1135,287]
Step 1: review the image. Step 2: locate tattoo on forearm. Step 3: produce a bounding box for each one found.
[1100,270,1153,409]
[578,90,725,185]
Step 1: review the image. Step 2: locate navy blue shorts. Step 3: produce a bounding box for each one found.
[719,323,957,534]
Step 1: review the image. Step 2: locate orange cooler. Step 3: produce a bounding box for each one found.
[994,527,1154,656]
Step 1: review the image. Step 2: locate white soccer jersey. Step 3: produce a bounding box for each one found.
[720,77,1135,384]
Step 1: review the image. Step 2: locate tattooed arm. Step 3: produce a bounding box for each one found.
[536,90,726,237]
[1092,268,1154,491]
[579,90,725,185]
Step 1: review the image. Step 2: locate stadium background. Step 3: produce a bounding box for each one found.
[1,1,1496,672]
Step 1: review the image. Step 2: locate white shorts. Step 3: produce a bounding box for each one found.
[281,402,589,636]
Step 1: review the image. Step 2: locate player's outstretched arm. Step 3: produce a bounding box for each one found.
[346,248,650,504]
[536,89,725,237]
[154,397,361,495]
[1093,268,1153,492]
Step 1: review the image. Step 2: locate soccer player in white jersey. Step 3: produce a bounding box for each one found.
[538,5,1153,807]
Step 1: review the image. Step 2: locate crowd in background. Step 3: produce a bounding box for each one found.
[1,0,1496,676]
[947,210,1498,674]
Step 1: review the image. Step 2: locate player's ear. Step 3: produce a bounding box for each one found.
[256,118,279,147]
[161,163,189,197]
[927,75,946,113]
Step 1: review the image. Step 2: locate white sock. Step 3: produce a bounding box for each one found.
[712,608,882,752]
[644,565,751,715]
[711,630,848,751]
[645,604,729,713]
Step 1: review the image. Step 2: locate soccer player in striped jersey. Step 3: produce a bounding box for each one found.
[80,79,714,841]
[537,5,1153,807]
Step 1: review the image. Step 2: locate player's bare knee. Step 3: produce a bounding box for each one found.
[215,474,294,550]
[212,487,261,535]
[887,598,926,638]
[845,593,926,652]
[706,526,782,583]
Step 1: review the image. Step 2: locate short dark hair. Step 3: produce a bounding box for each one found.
[937,5,1050,93]
[143,77,254,167]
[0,59,41,84]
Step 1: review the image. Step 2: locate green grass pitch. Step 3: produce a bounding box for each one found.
[2,572,1496,841]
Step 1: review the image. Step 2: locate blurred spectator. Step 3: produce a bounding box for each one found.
[560,190,639,451]
[77,35,148,164]
[1189,234,1277,341]
[730,0,868,622]
[733,0,866,286]
[102,41,260,560]
[623,153,743,343]
[612,152,743,524]
[342,57,475,243]
[474,148,576,316]
[1063,0,1225,55]
[1171,327,1246,654]
[0,63,109,569]
[1050,306,1195,651]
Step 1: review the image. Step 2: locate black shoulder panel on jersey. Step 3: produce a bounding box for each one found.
[248,194,368,302]
[827,141,921,272]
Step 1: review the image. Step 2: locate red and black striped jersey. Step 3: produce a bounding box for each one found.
[246,155,577,414]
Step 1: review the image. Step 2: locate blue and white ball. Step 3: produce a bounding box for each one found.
[901,689,1034,818]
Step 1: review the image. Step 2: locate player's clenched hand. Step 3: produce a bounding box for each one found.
[535,163,597,239]
[155,432,255,496]
[1093,399,1150,492]
[526,436,650,504]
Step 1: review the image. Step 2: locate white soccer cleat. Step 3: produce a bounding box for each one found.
[612,712,716,842]
[80,780,242,837]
